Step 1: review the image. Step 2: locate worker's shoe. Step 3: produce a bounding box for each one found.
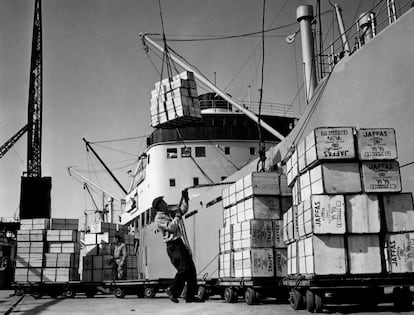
[166,287,179,303]
[185,297,204,303]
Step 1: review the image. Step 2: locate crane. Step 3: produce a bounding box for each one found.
[0,125,28,160]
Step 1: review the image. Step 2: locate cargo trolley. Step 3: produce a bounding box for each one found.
[283,274,414,313]
[217,277,289,305]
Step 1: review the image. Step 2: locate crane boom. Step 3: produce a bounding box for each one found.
[140,33,285,141]
[0,125,29,160]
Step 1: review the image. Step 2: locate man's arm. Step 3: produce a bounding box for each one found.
[155,212,181,233]
[120,244,127,266]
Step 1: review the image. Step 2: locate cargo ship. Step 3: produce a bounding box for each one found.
[118,0,414,287]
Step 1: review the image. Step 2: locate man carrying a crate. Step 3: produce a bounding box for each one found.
[154,191,203,303]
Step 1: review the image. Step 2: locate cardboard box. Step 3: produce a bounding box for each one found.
[383,193,414,232]
[357,128,397,160]
[347,235,382,274]
[298,235,346,275]
[361,161,401,193]
[297,195,345,238]
[345,194,381,233]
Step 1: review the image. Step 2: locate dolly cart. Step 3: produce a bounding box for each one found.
[283,274,414,313]
[217,277,288,305]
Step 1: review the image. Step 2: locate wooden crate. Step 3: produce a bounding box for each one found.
[15,253,30,268]
[347,235,382,274]
[242,172,280,198]
[243,196,282,220]
[297,139,307,173]
[27,268,43,282]
[16,230,30,242]
[287,150,299,187]
[92,255,103,269]
[45,253,58,268]
[383,193,414,232]
[310,162,362,194]
[234,248,274,278]
[297,195,345,238]
[57,253,78,268]
[84,233,98,245]
[50,218,79,230]
[219,252,233,278]
[292,180,300,206]
[274,248,288,277]
[386,232,414,273]
[282,206,298,244]
[361,161,401,193]
[357,128,397,160]
[279,174,292,196]
[287,242,298,275]
[219,225,232,253]
[82,270,93,282]
[83,256,93,270]
[345,194,381,233]
[43,268,55,282]
[232,220,273,250]
[273,220,286,248]
[47,230,77,242]
[298,235,346,275]
[305,127,356,168]
[236,202,245,223]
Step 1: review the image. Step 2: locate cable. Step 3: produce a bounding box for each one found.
[90,135,149,144]
[146,21,297,42]
[91,143,139,157]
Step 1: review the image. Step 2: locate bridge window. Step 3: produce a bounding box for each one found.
[224,147,230,155]
[181,147,191,158]
[221,176,227,181]
[250,147,256,155]
[147,154,150,164]
[195,147,206,157]
[167,148,178,159]
[169,178,176,187]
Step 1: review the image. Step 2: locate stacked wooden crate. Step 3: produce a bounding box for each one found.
[81,221,137,281]
[15,219,49,282]
[43,218,80,281]
[284,126,414,276]
[150,71,201,128]
[219,172,291,278]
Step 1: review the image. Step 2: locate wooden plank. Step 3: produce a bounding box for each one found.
[357,128,397,160]
[345,194,381,233]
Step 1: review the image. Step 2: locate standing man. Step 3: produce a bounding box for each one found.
[113,234,127,280]
[153,191,203,303]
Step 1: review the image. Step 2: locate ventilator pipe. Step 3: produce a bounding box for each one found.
[334,4,350,54]
[296,5,317,103]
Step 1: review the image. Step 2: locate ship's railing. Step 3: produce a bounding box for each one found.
[199,99,296,118]
[317,0,413,80]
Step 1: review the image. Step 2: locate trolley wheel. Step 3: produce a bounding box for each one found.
[224,287,237,303]
[114,287,126,299]
[15,289,25,296]
[85,289,97,298]
[144,287,156,298]
[289,289,304,310]
[65,290,76,298]
[197,285,208,301]
[49,291,59,299]
[306,290,315,313]
[31,292,43,299]
[393,286,412,311]
[245,288,259,305]
[314,291,323,313]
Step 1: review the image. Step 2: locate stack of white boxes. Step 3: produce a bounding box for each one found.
[219,172,290,279]
[284,127,414,277]
[82,221,137,281]
[43,218,80,282]
[15,218,80,282]
[15,219,49,282]
[150,71,201,127]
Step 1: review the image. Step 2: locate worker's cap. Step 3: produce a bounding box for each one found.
[152,196,164,209]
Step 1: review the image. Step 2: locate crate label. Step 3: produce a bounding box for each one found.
[358,128,397,160]
[314,127,355,159]
[362,161,401,192]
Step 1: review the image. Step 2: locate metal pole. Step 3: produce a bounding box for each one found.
[140,33,285,141]
[334,4,350,54]
[67,167,121,202]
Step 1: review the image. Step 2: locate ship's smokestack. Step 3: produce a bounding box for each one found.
[297,5,317,103]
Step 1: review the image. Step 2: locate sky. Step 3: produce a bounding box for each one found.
[0,0,365,220]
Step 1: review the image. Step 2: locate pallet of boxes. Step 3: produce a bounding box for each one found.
[150,71,201,128]
[81,221,137,290]
[283,127,414,313]
[218,172,291,305]
[14,218,81,298]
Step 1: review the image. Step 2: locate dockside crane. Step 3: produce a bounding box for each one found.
[0,0,51,219]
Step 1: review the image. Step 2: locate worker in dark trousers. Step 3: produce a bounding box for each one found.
[153,192,203,303]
